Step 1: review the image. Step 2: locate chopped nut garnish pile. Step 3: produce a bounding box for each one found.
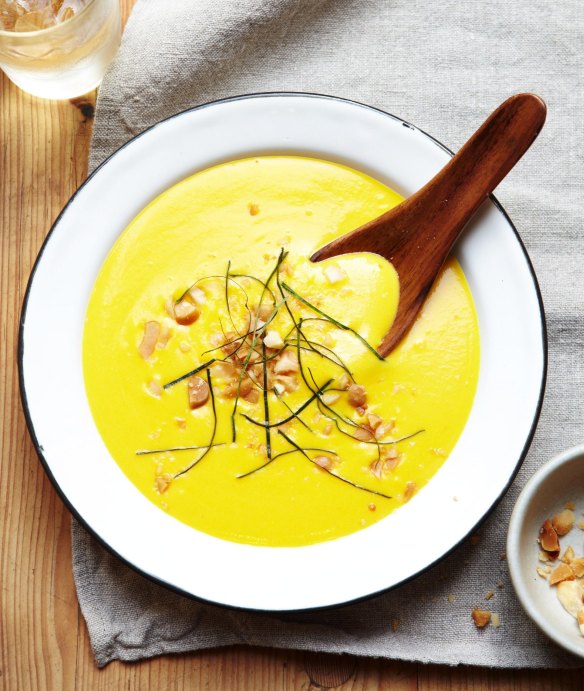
[138,251,424,503]
[536,501,584,638]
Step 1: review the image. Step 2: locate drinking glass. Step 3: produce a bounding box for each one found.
[0,0,121,99]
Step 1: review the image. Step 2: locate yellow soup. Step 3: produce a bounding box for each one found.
[83,156,480,547]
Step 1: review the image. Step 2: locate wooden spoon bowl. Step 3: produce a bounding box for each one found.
[310,93,547,356]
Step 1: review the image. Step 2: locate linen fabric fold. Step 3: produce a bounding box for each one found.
[75,0,584,668]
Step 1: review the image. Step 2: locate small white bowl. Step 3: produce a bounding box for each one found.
[507,445,584,659]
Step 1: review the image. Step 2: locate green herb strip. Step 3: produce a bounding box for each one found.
[281,282,384,361]
[136,443,225,455]
[163,358,216,390]
[278,431,392,500]
[262,342,271,459]
[236,446,336,479]
[242,378,332,429]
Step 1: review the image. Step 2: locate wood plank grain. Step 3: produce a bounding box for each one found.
[0,72,95,691]
[1,1,583,689]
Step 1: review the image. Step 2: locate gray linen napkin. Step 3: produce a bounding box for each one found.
[73,0,584,668]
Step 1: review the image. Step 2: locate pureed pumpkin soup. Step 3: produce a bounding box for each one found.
[83,156,479,547]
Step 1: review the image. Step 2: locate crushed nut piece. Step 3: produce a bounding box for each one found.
[538,518,560,552]
[491,613,501,628]
[472,609,491,628]
[536,566,551,579]
[549,562,575,586]
[155,473,172,494]
[570,557,584,578]
[248,203,260,216]
[188,286,207,305]
[355,426,375,442]
[263,330,284,349]
[323,265,347,284]
[157,323,172,349]
[448,594,455,603]
[561,546,575,564]
[174,299,199,325]
[313,455,334,471]
[147,380,163,398]
[139,321,160,360]
[322,392,341,406]
[273,350,299,374]
[347,384,367,408]
[556,580,584,618]
[404,481,416,502]
[187,375,210,409]
[552,509,575,536]
[485,591,494,601]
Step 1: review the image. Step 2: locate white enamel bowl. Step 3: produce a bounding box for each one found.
[19,94,546,611]
[507,445,584,659]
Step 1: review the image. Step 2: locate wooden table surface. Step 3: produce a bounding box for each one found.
[1,3,582,689]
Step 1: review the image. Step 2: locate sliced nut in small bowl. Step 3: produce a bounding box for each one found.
[507,444,584,660]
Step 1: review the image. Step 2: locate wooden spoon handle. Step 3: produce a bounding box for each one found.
[397,92,547,253]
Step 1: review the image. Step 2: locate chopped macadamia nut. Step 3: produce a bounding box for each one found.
[347,384,367,408]
[314,455,334,471]
[367,414,383,430]
[187,375,210,409]
[552,509,575,536]
[273,350,299,374]
[263,330,284,349]
[174,299,199,325]
[188,286,207,305]
[338,373,351,390]
[472,608,491,628]
[139,321,160,360]
[354,426,375,442]
[322,392,340,406]
[157,323,172,349]
[275,374,299,393]
[147,380,163,398]
[323,265,346,284]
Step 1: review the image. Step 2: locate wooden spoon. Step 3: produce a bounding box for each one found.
[310,93,546,357]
